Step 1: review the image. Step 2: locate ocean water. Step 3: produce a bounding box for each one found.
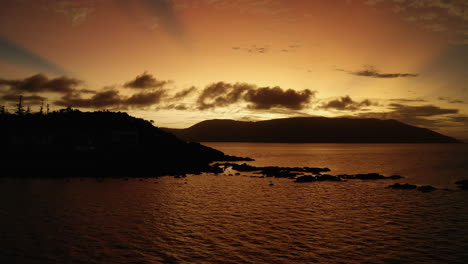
[1,143,467,264]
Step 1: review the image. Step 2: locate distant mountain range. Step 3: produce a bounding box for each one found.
[162,117,461,143]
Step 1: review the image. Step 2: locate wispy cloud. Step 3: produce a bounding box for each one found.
[232,45,269,54]
[54,1,95,26]
[115,0,187,41]
[337,65,419,78]
[389,98,427,103]
[438,97,465,104]
[358,103,460,128]
[368,0,468,44]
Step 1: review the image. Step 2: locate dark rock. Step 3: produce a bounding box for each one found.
[455,180,468,190]
[303,167,331,174]
[295,175,317,183]
[342,173,403,180]
[388,183,417,190]
[417,185,437,193]
[317,174,342,181]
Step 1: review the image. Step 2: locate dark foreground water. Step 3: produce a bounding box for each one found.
[1,143,467,264]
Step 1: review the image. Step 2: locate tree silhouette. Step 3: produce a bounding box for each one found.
[0,105,5,114]
[15,95,25,115]
[39,100,44,115]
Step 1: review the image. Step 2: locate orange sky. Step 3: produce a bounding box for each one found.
[0,0,467,140]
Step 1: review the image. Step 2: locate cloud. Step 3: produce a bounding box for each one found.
[171,86,197,100]
[54,88,166,108]
[54,1,95,26]
[124,72,170,89]
[198,0,291,16]
[369,0,468,44]
[438,97,465,104]
[143,0,185,38]
[115,0,186,40]
[2,94,46,104]
[159,103,189,110]
[389,98,427,102]
[358,103,460,128]
[232,45,269,54]
[337,65,419,78]
[0,36,67,75]
[449,115,468,126]
[197,82,251,110]
[321,95,374,111]
[55,90,122,108]
[388,103,459,116]
[245,87,315,110]
[125,90,166,106]
[0,74,82,94]
[197,82,315,110]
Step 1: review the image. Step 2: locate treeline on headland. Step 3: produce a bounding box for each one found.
[0,105,252,178]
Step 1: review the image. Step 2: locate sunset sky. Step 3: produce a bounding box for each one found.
[0,0,467,140]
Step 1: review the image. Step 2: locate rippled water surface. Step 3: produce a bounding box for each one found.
[1,143,467,263]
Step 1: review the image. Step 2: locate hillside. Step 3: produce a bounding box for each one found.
[163,117,461,143]
[0,110,251,177]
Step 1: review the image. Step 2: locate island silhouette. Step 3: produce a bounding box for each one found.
[0,108,251,177]
[162,117,461,143]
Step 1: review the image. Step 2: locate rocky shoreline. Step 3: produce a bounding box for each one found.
[209,162,467,192]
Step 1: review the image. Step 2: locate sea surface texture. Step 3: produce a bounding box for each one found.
[1,143,467,264]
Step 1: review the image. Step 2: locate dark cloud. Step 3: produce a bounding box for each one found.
[388,103,458,117]
[337,65,419,78]
[124,72,169,89]
[125,90,166,106]
[321,95,374,111]
[232,45,269,54]
[54,88,166,108]
[197,82,315,110]
[438,97,465,104]
[55,90,122,108]
[245,87,315,110]
[0,36,67,75]
[160,103,189,111]
[197,82,251,110]
[78,89,97,94]
[2,94,45,104]
[171,86,197,100]
[389,98,427,102]
[358,104,460,128]
[449,116,468,126]
[0,74,81,94]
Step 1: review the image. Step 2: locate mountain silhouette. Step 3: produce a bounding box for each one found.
[162,117,461,143]
[0,109,251,177]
